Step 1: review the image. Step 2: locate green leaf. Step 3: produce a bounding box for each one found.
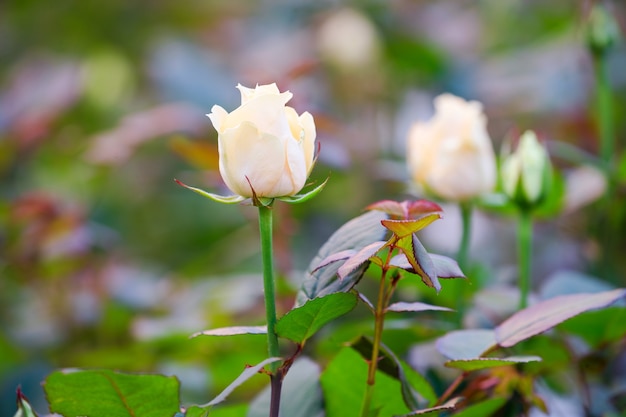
[394,397,462,416]
[276,292,358,344]
[14,388,38,417]
[191,326,267,338]
[175,179,246,204]
[558,307,626,347]
[381,214,441,237]
[44,369,180,417]
[296,210,389,306]
[449,397,507,417]
[247,357,324,417]
[276,178,329,204]
[185,404,246,417]
[444,355,542,371]
[351,336,437,409]
[386,301,453,313]
[436,329,497,360]
[320,347,412,417]
[201,357,282,407]
[495,288,626,348]
[395,234,440,292]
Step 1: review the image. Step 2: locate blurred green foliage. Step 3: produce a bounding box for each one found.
[1,0,625,415]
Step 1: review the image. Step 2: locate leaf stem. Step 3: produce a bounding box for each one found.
[517,208,533,309]
[257,204,282,417]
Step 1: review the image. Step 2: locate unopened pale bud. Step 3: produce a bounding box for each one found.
[501,130,551,207]
[208,83,316,198]
[587,3,621,56]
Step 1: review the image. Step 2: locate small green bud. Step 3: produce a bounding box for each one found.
[501,130,551,208]
[587,3,621,56]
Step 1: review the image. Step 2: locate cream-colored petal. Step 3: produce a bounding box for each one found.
[207,105,229,133]
[236,83,291,105]
[222,94,293,141]
[417,126,491,201]
[218,121,292,197]
[268,133,308,196]
[299,111,316,174]
[284,107,316,175]
[407,122,437,184]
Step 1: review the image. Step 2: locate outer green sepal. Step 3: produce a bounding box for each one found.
[175,179,246,204]
[276,177,329,204]
[14,388,38,417]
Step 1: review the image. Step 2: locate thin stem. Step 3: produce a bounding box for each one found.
[517,209,533,310]
[594,49,617,280]
[454,202,472,324]
[595,51,614,170]
[435,372,465,406]
[257,204,282,417]
[457,202,472,269]
[360,248,393,417]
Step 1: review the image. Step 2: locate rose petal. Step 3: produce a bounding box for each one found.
[207,105,229,133]
[223,94,293,141]
[218,121,288,197]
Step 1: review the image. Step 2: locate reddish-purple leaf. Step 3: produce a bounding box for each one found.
[191,326,267,338]
[389,253,412,270]
[430,254,465,279]
[386,301,453,313]
[381,214,442,237]
[312,249,357,272]
[337,240,388,280]
[495,288,626,348]
[366,199,443,220]
[436,329,497,360]
[296,210,389,306]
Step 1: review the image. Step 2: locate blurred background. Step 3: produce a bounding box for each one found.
[1,0,625,414]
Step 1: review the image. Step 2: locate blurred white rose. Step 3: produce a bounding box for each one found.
[208,83,316,198]
[407,94,496,201]
[317,8,381,71]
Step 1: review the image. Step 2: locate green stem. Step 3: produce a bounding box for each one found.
[257,205,282,417]
[594,49,617,281]
[457,202,472,269]
[517,209,533,310]
[452,202,472,324]
[360,249,393,417]
[595,51,614,170]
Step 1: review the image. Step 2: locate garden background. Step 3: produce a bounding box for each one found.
[1,1,626,415]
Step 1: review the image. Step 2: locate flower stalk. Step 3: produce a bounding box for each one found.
[453,201,472,323]
[517,208,533,309]
[457,202,472,269]
[257,204,282,416]
[595,51,614,169]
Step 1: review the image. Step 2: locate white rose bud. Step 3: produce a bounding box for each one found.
[207,83,316,198]
[501,130,551,207]
[407,94,497,201]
